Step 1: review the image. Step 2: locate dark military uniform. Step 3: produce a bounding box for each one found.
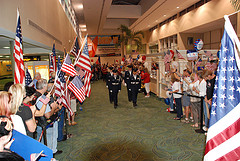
[106,69,113,103]
[109,74,121,108]
[130,74,141,107]
[124,69,133,102]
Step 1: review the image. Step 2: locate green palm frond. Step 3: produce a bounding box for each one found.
[230,0,240,11]
[117,24,144,53]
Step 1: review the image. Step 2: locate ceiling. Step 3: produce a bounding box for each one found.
[72,0,202,35]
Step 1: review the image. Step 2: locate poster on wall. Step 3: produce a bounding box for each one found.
[35,65,49,80]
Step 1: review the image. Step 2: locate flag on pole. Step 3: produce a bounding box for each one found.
[55,56,73,116]
[176,50,185,60]
[95,56,101,65]
[52,43,56,73]
[75,40,91,72]
[68,75,86,103]
[61,54,77,77]
[84,71,92,97]
[49,53,54,76]
[70,37,80,58]
[14,9,25,84]
[25,68,34,87]
[204,16,240,161]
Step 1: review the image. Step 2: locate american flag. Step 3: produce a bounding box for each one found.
[49,53,54,75]
[204,16,240,161]
[176,50,185,60]
[25,68,34,87]
[196,58,202,67]
[61,54,77,77]
[75,40,91,72]
[70,37,80,58]
[204,50,212,57]
[52,43,56,73]
[14,9,25,84]
[68,75,86,103]
[55,56,73,116]
[84,71,92,97]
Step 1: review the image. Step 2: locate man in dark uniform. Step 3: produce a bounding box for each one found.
[109,69,121,109]
[130,68,141,107]
[124,65,133,102]
[106,66,113,103]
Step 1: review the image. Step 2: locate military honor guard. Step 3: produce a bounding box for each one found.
[124,65,133,102]
[106,66,113,103]
[130,68,141,107]
[109,69,122,109]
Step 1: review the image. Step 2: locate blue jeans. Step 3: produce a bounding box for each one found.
[170,95,174,110]
[57,107,65,141]
[203,100,210,128]
[175,98,182,118]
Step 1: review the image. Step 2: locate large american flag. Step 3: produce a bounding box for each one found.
[68,75,86,103]
[14,10,25,84]
[61,54,77,77]
[55,56,73,116]
[75,40,91,72]
[70,37,80,58]
[204,16,240,161]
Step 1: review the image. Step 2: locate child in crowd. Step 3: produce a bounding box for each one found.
[170,75,182,120]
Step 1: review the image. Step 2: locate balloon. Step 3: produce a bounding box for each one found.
[142,55,146,61]
[164,98,170,105]
[122,57,125,61]
[91,59,93,62]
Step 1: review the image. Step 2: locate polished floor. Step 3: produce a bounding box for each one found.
[56,80,206,161]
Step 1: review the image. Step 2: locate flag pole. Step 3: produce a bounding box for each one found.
[74,34,88,66]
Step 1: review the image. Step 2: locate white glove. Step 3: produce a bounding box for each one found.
[129,89,131,91]
[124,83,127,86]
[106,86,108,88]
[110,90,112,92]
[118,90,121,92]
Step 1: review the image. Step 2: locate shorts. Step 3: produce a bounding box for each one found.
[182,91,190,107]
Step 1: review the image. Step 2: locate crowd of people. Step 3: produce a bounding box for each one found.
[0,71,83,160]
[0,55,218,159]
[165,57,217,134]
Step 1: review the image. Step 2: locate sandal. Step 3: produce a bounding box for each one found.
[173,117,181,120]
[191,124,199,128]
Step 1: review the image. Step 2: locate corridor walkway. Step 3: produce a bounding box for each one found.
[56,81,206,161]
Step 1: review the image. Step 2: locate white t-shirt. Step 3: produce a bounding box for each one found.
[172,81,182,98]
[182,77,191,93]
[11,114,26,135]
[198,79,207,97]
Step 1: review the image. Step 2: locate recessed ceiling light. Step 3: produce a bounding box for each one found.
[81,28,87,31]
[155,20,158,22]
[148,25,150,27]
[3,46,10,49]
[77,4,83,9]
[163,15,166,17]
[176,7,179,9]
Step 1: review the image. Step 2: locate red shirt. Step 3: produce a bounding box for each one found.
[142,72,150,83]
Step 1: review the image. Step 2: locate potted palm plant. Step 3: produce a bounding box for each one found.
[116,25,144,56]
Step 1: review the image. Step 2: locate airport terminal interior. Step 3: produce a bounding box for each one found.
[0,0,240,160]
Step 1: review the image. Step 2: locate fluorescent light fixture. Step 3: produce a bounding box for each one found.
[79,24,86,28]
[3,46,10,49]
[77,4,83,9]
[81,28,87,31]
